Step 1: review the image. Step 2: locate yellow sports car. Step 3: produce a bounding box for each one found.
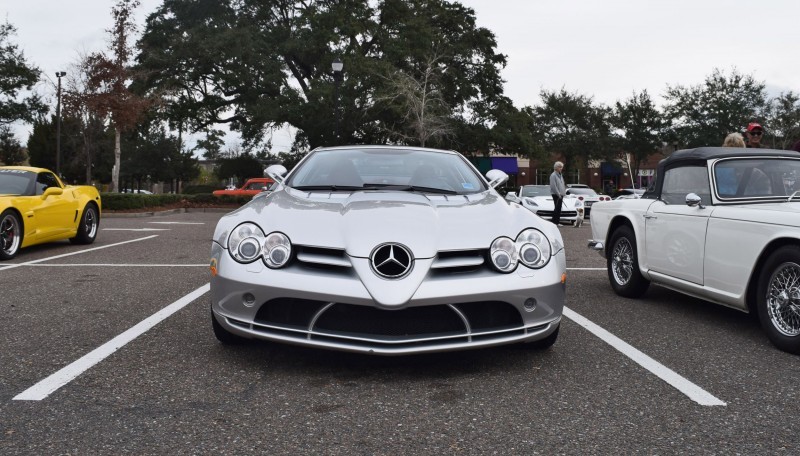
[0,166,101,260]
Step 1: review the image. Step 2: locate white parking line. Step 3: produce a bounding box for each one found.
[148,222,205,225]
[563,306,726,406]
[13,283,210,401]
[18,264,207,267]
[566,267,607,270]
[0,236,159,272]
[102,228,170,231]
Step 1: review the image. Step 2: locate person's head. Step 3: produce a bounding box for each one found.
[722,132,746,148]
[745,122,764,147]
[553,161,564,172]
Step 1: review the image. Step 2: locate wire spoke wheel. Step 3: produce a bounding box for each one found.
[611,237,634,285]
[766,261,800,337]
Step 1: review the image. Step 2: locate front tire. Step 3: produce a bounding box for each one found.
[70,204,99,245]
[211,309,249,345]
[528,323,559,349]
[0,210,22,260]
[607,225,650,298]
[756,246,800,354]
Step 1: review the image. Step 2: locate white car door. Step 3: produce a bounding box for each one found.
[645,165,713,285]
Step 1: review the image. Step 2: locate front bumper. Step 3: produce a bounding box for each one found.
[210,244,565,355]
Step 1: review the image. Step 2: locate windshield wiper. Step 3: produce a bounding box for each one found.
[293,184,459,195]
[387,185,459,195]
[292,185,366,191]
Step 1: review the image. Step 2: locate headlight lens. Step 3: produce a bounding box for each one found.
[524,198,538,206]
[228,223,266,263]
[490,229,552,273]
[262,232,292,268]
[490,237,517,272]
[227,224,292,268]
[516,229,551,269]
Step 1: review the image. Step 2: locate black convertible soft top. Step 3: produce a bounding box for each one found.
[661,147,800,167]
[644,147,800,199]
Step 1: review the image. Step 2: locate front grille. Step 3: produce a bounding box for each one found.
[537,210,577,217]
[250,299,526,347]
[314,304,465,337]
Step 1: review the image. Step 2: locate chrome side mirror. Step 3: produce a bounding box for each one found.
[686,192,704,209]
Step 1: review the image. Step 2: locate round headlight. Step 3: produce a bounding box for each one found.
[228,223,265,263]
[262,232,292,268]
[516,229,551,269]
[490,237,518,272]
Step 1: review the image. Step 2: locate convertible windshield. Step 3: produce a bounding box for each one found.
[714,158,800,199]
[287,148,486,194]
[0,170,34,196]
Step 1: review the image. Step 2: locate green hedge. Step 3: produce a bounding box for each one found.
[183,184,223,195]
[100,193,251,210]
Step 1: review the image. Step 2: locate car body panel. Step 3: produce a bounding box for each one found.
[210,146,565,354]
[0,166,101,251]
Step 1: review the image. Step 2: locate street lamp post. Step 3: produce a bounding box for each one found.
[55,71,66,177]
[331,58,343,145]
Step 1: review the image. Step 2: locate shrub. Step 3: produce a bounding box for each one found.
[101,193,184,210]
[183,184,223,195]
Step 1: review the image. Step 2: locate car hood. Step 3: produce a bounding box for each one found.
[215,188,552,258]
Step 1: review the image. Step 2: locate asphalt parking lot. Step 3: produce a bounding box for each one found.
[1,210,797,454]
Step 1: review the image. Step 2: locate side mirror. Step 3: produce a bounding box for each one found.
[485,169,509,189]
[505,193,520,202]
[265,164,288,184]
[685,192,704,209]
[41,187,63,199]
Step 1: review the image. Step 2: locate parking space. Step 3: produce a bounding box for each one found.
[1,212,797,453]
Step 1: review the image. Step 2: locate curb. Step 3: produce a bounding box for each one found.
[103,207,235,218]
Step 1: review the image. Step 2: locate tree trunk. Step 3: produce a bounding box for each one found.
[112,126,121,192]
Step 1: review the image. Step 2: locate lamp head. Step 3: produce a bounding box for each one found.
[331,58,343,73]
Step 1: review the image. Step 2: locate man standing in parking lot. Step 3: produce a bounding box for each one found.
[550,161,566,225]
[745,122,764,148]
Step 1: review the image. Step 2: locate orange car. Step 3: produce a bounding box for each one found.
[212,178,274,197]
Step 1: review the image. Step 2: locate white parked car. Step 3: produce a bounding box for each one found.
[589,147,800,355]
[506,185,578,225]
[565,184,611,215]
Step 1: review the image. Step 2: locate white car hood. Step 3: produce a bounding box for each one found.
[216,188,549,258]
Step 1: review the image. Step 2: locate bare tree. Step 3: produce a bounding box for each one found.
[84,0,151,192]
[378,55,452,147]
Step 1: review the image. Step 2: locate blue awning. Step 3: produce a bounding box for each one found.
[490,157,518,174]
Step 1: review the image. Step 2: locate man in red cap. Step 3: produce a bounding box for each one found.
[745,122,764,148]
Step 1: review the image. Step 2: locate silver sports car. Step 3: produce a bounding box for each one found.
[209,145,565,355]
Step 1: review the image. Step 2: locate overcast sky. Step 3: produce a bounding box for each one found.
[4,0,800,150]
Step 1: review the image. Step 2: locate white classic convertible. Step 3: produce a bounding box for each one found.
[589,147,800,355]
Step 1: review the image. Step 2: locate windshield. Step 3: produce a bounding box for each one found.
[0,169,34,195]
[287,148,486,194]
[520,186,550,197]
[713,158,800,199]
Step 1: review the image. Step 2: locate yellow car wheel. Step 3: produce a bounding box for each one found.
[0,209,22,260]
